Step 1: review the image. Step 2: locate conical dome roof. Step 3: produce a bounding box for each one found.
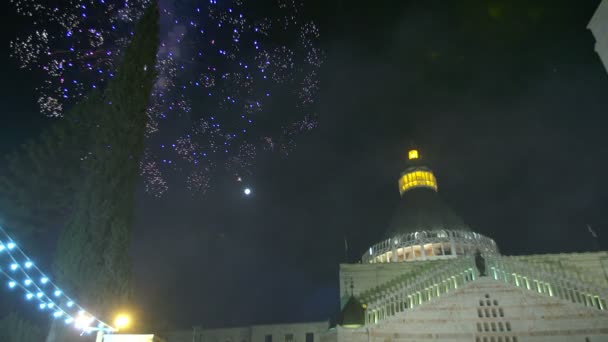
[387,148,470,236]
[386,187,470,237]
[337,296,366,328]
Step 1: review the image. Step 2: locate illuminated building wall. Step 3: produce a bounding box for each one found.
[164,148,608,342]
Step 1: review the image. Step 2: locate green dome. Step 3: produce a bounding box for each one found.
[337,296,366,328]
[386,187,470,237]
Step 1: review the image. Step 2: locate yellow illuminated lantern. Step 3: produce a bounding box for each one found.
[398,170,438,194]
[397,149,438,195]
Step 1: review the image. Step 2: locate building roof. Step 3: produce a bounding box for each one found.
[387,149,470,236]
[336,296,366,328]
[386,187,470,236]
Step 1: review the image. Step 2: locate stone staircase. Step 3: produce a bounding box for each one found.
[360,257,477,324]
[360,255,608,326]
[486,255,608,311]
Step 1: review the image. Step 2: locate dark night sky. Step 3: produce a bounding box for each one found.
[2,0,608,332]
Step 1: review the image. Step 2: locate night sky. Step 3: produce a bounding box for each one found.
[2,0,608,333]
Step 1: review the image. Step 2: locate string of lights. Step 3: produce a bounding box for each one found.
[0,225,115,334]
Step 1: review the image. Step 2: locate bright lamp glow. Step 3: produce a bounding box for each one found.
[39,303,47,309]
[24,261,33,268]
[40,277,49,284]
[0,245,5,251]
[408,149,419,160]
[53,311,63,318]
[24,279,32,286]
[8,281,16,288]
[65,317,74,324]
[244,188,252,195]
[26,293,34,300]
[7,242,16,250]
[10,263,18,271]
[67,301,74,307]
[75,313,95,330]
[114,314,131,330]
[36,292,44,298]
[54,290,62,297]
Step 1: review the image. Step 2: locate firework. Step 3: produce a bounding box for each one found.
[10,0,323,196]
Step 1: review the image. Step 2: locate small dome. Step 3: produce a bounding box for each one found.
[386,187,470,237]
[337,296,366,328]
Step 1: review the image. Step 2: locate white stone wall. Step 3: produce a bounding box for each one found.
[319,329,337,342]
[340,252,608,309]
[159,330,193,342]
[332,278,608,342]
[508,252,608,288]
[339,260,453,307]
[163,322,329,342]
[589,0,608,73]
[104,335,164,342]
[201,327,252,342]
[250,322,329,342]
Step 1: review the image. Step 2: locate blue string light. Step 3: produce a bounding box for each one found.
[0,225,115,333]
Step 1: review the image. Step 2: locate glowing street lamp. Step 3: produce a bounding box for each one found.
[114,314,131,331]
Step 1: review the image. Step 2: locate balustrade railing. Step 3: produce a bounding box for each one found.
[360,255,608,327]
[486,256,608,311]
[361,257,477,324]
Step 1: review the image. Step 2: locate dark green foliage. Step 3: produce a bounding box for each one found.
[0,90,104,240]
[50,0,159,330]
[0,313,44,342]
[0,3,158,341]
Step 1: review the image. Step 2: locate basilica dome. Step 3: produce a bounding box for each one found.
[386,186,470,237]
[361,148,498,264]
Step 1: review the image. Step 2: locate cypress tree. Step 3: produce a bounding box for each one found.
[0,312,44,342]
[0,90,104,240]
[0,3,158,340]
[48,2,159,340]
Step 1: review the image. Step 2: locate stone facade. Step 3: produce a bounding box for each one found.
[339,258,459,306]
[162,322,329,342]
[163,149,608,341]
[331,278,608,342]
[509,252,608,288]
